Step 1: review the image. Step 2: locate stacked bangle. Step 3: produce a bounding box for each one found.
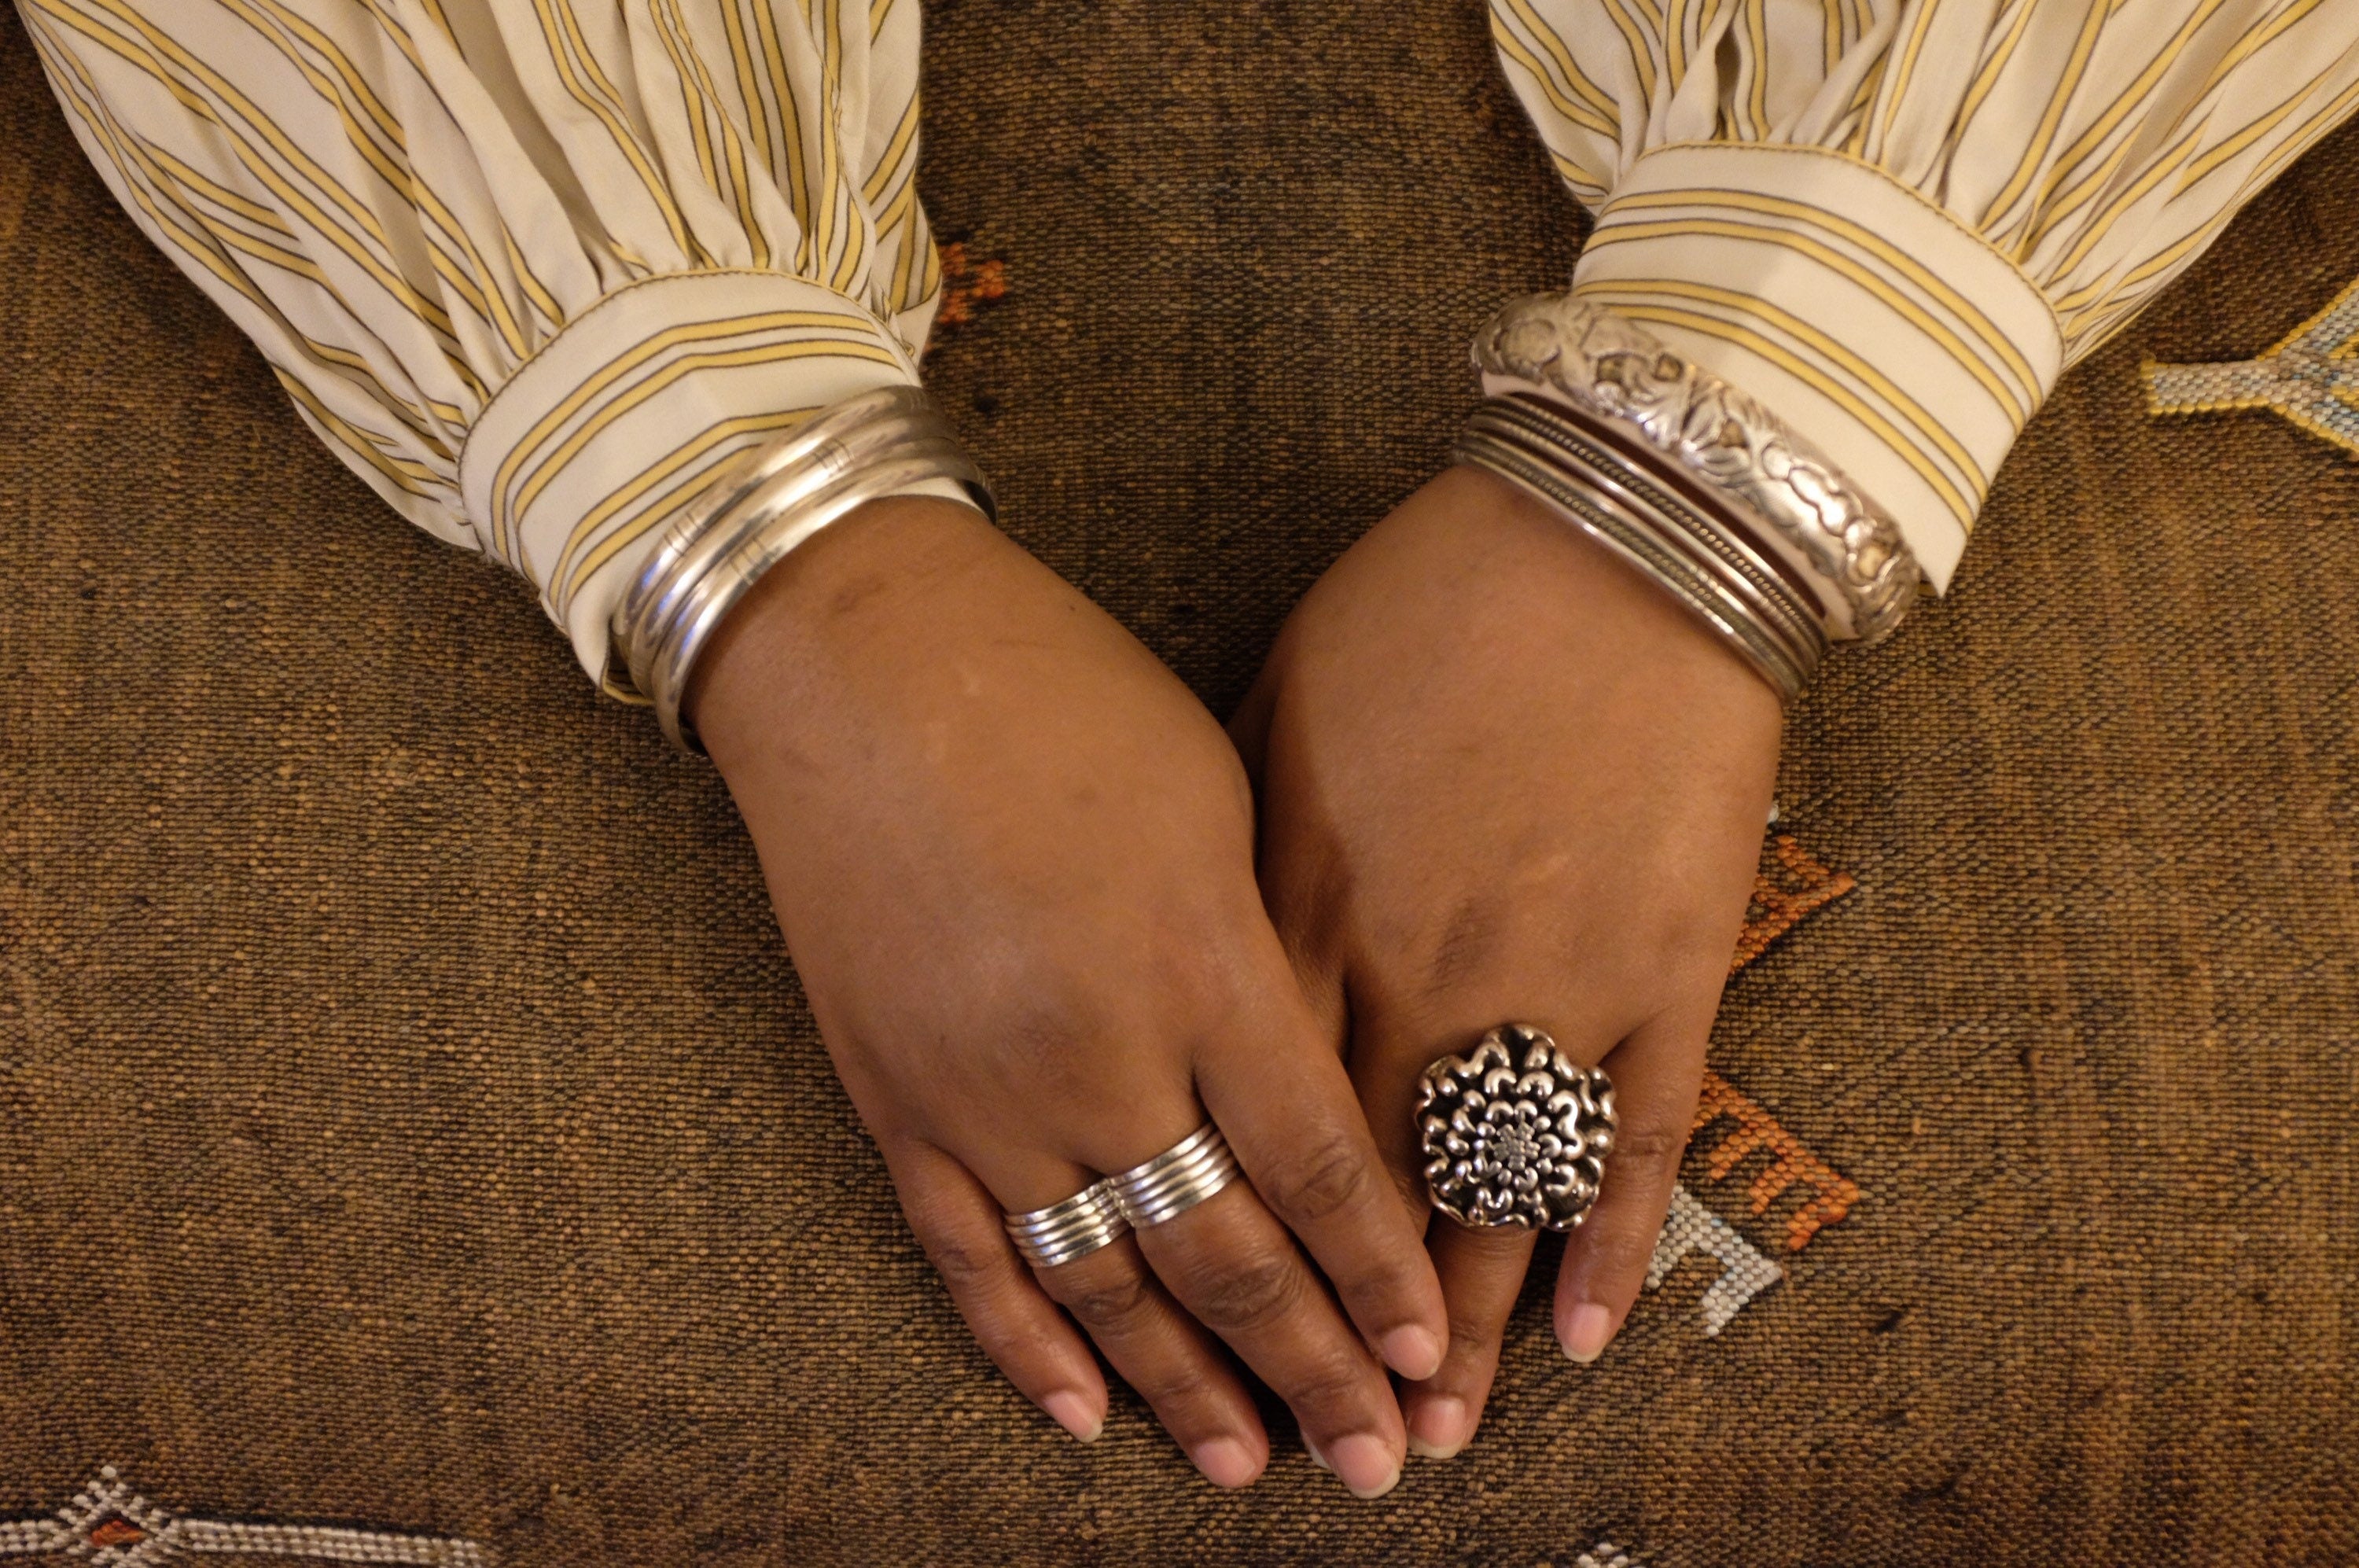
[610,385,994,753]
[1458,396,1827,703]
[1459,291,1921,702]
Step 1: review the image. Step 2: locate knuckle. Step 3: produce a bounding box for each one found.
[1339,1243,1427,1320]
[1264,1133,1375,1227]
[1442,1275,1521,1356]
[1147,940,1249,1029]
[983,1322,1069,1373]
[1584,1225,1662,1284]
[996,993,1103,1081]
[1282,1354,1379,1417]
[1139,1373,1217,1417]
[1633,896,1736,983]
[1138,1367,1228,1426]
[919,1232,1006,1293]
[1183,1248,1306,1337]
[1606,1120,1688,1181]
[1048,1265,1155,1331]
[1447,1314,1500,1362]
[1422,891,1509,997]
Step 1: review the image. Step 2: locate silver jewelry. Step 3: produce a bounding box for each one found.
[1106,1123,1239,1230]
[1470,290,1919,646]
[1415,1024,1615,1231]
[609,385,994,753]
[1458,399,1823,703]
[1003,1182,1130,1269]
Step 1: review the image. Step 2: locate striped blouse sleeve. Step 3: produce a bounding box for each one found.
[1489,0,2359,588]
[18,0,946,694]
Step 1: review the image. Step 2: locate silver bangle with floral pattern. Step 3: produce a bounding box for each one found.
[1470,289,1919,646]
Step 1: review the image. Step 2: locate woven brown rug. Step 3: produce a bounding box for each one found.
[4,5,2356,1564]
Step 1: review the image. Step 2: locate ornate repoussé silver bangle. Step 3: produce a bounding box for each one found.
[1459,290,1922,701]
[609,385,994,753]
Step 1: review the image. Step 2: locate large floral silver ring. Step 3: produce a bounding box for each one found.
[1415,1024,1616,1231]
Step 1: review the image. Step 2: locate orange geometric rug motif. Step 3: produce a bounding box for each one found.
[933,241,1008,334]
[1700,832,1861,1252]
[1645,830,1864,1338]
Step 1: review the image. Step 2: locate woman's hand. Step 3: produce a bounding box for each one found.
[1231,465,1783,1461]
[690,496,1447,1497]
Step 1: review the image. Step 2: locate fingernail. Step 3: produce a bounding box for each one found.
[1404,1395,1470,1460]
[1326,1433,1403,1500]
[1040,1389,1102,1443]
[1379,1324,1444,1382]
[1191,1436,1260,1489]
[1560,1302,1614,1364]
[1303,1434,1331,1471]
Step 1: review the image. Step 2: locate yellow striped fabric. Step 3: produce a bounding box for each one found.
[1491,0,2359,588]
[20,0,949,690]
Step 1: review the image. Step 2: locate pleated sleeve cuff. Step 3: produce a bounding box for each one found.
[1566,145,2067,591]
[456,270,949,696]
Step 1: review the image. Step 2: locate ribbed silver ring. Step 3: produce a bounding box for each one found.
[1003,1182,1128,1270]
[1106,1122,1239,1230]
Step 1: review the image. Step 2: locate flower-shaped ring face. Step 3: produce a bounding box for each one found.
[1415,1024,1617,1231]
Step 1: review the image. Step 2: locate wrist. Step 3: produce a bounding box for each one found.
[1294,466,1785,745]
[1469,462,1787,740]
[687,495,1007,782]
[1365,467,1761,662]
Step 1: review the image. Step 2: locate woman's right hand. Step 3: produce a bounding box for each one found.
[689,496,1446,1498]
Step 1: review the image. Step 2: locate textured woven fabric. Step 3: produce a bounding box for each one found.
[19,0,961,691]
[3,4,2357,1565]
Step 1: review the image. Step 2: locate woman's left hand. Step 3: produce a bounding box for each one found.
[1231,464,1784,1460]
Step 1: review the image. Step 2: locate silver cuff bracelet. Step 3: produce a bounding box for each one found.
[609,385,993,753]
[1468,290,1920,648]
[1457,396,1827,703]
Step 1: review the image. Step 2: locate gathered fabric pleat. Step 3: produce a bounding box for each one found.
[1491,0,2359,583]
[21,0,944,687]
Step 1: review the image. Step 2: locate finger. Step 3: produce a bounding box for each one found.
[1030,1230,1272,1489]
[1129,1176,1409,1500]
[1400,1220,1537,1460]
[1194,973,1449,1385]
[883,1139,1110,1443]
[1349,988,1629,1455]
[1555,1007,1708,1364]
[963,1139,1273,1489]
[1224,661,1277,787]
[1347,981,1637,1250]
